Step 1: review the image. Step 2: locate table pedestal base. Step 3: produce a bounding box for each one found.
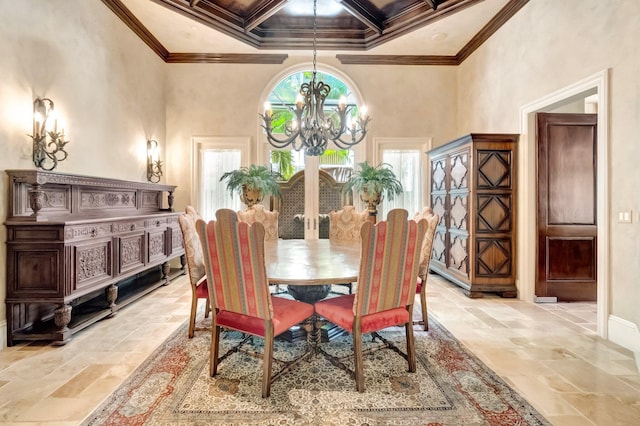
[286,284,331,304]
[278,322,346,343]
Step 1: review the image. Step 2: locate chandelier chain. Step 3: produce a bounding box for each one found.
[312,0,317,77]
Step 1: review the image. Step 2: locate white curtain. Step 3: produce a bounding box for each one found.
[380,149,422,220]
[200,149,242,220]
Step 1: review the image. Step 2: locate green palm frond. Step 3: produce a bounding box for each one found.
[220,164,282,198]
[342,161,403,201]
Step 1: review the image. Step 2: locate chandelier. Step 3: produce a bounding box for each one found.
[260,0,370,156]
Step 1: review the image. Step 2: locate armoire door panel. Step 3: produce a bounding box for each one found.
[449,193,468,230]
[477,150,512,189]
[448,233,469,275]
[476,194,512,232]
[431,158,447,192]
[449,150,469,190]
[432,229,447,266]
[431,194,447,226]
[476,238,512,276]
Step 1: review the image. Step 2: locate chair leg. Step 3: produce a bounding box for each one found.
[262,326,274,398]
[188,295,198,338]
[420,286,428,331]
[405,318,416,373]
[204,298,211,318]
[210,324,221,377]
[353,320,365,392]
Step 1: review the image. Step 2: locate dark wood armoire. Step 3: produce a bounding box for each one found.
[428,133,518,298]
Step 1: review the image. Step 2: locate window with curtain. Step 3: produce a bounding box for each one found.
[379,149,422,220]
[200,148,242,220]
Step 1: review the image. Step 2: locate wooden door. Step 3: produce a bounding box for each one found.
[536,113,597,301]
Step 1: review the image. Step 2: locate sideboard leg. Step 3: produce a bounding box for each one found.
[162,262,171,283]
[180,254,187,274]
[106,284,119,317]
[53,304,73,345]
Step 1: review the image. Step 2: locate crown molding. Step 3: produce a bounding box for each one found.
[103,0,530,66]
[166,53,289,64]
[336,55,459,66]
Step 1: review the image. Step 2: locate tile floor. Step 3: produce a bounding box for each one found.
[0,274,638,425]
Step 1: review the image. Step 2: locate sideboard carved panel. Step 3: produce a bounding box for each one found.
[5,170,185,346]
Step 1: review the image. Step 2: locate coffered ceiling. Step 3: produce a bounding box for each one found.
[104,0,529,64]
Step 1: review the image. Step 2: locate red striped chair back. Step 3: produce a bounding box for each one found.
[201,208,273,319]
[354,208,425,316]
[196,208,314,397]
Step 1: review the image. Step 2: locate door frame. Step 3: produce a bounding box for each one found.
[519,69,609,338]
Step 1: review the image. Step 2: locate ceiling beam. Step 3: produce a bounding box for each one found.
[244,0,289,32]
[101,0,169,61]
[424,0,438,10]
[456,0,529,63]
[335,0,384,35]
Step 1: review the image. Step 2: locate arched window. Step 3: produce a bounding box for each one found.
[264,70,362,182]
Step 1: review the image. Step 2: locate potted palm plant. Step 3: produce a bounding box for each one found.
[220,164,281,209]
[342,161,403,222]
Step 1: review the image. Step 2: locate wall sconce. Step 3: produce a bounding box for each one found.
[147,139,163,183]
[30,98,69,171]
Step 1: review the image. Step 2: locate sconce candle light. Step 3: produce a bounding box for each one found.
[31,98,69,170]
[147,139,163,183]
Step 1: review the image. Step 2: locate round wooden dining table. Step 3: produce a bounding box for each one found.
[264,238,361,344]
[264,238,361,287]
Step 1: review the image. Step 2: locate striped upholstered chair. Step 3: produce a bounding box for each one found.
[177,206,210,338]
[412,207,440,331]
[196,209,314,398]
[315,209,427,392]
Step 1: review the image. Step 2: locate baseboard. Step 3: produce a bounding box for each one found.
[608,315,640,372]
[0,320,6,351]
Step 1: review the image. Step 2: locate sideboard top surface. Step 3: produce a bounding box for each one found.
[5,169,177,223]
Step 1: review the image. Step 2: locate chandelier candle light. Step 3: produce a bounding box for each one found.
[260,0,370,156]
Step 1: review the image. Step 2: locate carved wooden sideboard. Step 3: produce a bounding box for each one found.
[428,134,518,298]
[4,170,185,345]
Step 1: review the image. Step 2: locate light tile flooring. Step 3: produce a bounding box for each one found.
[0,274,639,425]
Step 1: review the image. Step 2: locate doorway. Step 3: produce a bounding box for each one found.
[519,69,609,337]
[536,112,598,301]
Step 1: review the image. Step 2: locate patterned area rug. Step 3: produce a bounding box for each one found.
[83,316,550,425]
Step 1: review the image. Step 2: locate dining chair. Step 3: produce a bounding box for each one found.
[196,209,315,398]
[237,204,280,241]
[315,208,426,392]
[177,206,210,338]
[328,205,368,294]
[237,204,284,293]
[412,206,440,331]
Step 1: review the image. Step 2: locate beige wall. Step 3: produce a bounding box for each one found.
[0,0,166,346]
[457,0,640,329]
[164,58,458,210]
